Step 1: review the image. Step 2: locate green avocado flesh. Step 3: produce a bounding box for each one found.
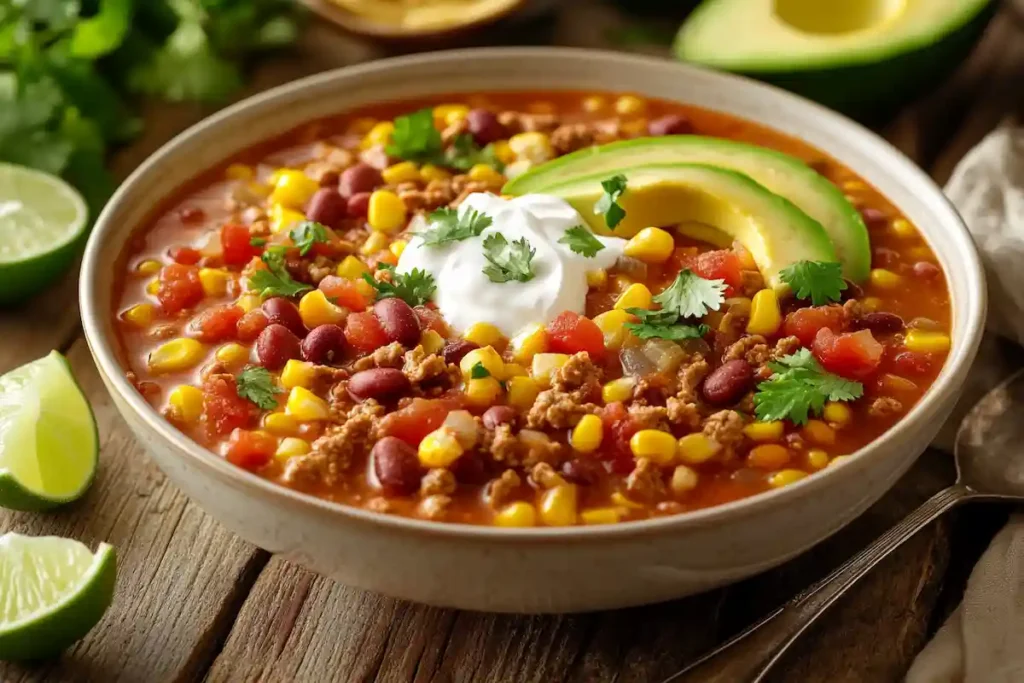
[540,163,837,290]
[504,135,869,282]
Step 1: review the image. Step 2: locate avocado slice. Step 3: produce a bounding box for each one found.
[540,163,837,290]
[504,136,869,282]
[674,0,995,120]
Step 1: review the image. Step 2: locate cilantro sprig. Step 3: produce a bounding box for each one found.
[236,366,283,410]
[653,269,727,319]
[470,362,491,379]
[594,174,627,229]
[445,134,505,172]
[418,208,493,247]
[753,349,862,425]
[248,246,312,299]
[362,267,436,307]
[482,234,536,284]
[624,308,709,341]
[558,226,605,258]
[385,108,443,164]
[780,260,848,306]
[289,221,330,256]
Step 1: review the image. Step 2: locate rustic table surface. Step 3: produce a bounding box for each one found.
[2,3,1021,682]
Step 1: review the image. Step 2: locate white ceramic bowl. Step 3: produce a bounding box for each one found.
[80,48,985,613]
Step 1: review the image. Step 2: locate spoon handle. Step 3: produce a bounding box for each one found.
[664,484,968,683]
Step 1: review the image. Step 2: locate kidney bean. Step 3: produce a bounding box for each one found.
[466,109,507,146]
[256,324,301,370]
[702,359,753,406]
[301,324,347,364]
[262,297,306,338]
[855,311,905,334]
[372,437,422,496]
[872,247,900,268]
[442,339,478,366]
[451,451,489,485]
[318,170,340,188]
[859,207,888,229]
[348,368,411,402]
[840,279,864,301]
[561,458,603,486]
[347,192,371,219]
[305,188,347,228]
[912,261,941,279]
[482,405,517,430]
[339,162,382,197]
[373,298,421,347]
[648,114,693,136]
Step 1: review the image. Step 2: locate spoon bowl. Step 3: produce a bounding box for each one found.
[955,369,1024,499]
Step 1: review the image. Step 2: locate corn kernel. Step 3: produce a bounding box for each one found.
[676,433,721,465]
[460,346,505,380]
[592,309,634,351]
[270,204,305,234]
[602,377,635,404]
[881,373,918,394]
[354,278,375,299]
[530,353,569,387]
[614,283,652,311]
[492,141,516,165]
[270,170,318,209]
[586,269,608,289]
[216,343,250,367]
[285,387,329,421]
[381,161,421,185]
[504,363,527,377]
[199,268,230,297]
[507,376,540,410]
[419,164,451,183]
[495,501,537,527]
[464,322,503,348]
[743,421,784,443]
[908,247,934,261]
[769,469,808,488]
[275,437,310,461]
[508,132,553,163]
[581,507,623,525]
[168,385,203,423]
[571,414,604,453]
[869,268,901,290]
[420,330,445,355]
[465,376,503,407]
[539,485,578,526]
[264,412,300,436]
[670,465,699,494]
[624,227,674,264]
[582,95,606,113]
[468,164,504,186]
[362,121,394,149]
[146,279,160,295]
[137,259,162,276]
[389,240,407,259]
[862,296,882,312]
[148,338,205,374]
[748,444,791,469]
[298,290,345,328]
[822,402,852,427]
[611,492,644,509]
[367,190,407,234]
[280,359,316,389]
[360,231,390,255]
[615,95,646,116]
[434,103,469,126]
[348,117,378,136]
[829,455,853,468]
[237,293,261,313]
[747,289,782,336]
[630,429,677,466]
[807,449,830,470]
[123,303,156,327]
[225,164,254,181]
[802,419,836,446]
[332,256,366,281]
[904,330,951,353]
[890,218,916,238]
[510,323,548,363]
[418,427,464,468]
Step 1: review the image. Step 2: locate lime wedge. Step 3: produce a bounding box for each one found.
[0,533,116,661]
[0,163,88,305]
[0,351,98,511]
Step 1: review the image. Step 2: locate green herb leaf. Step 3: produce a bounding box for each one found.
[593,174,627,229]
[481,234,536,284]
[418,207,493,247]
[69,0,133,59]
[653,269,727,319]
[623,308,709,340]
[558,225,605,258]
[444,134,505,172]
[470,362,491,379]
[250,237,267,247]
[386,108,443,163]
[236,366,283,410]
[361,268,436,307]
[780,260,848,306]
[753,349,863,425]
[248,246,312,299]
[289,221,330,256]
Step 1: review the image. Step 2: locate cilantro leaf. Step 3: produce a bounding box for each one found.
[250,237,267,247]
[236,366,282,410]
[470,362,491,379]
[481,234,536,284]
[623,308,709,340]
[753,349,863,425]
[248,246,312,299]
[418,207,492,247]
[593,174,627,229]
[653,269,727,319]
[386,108,443,163]
[361,268,436,307]
[444,134,505,172]
[780,260,848,306]
[558,226,605,258]
[69,0,133,59]
[289,221,330,256]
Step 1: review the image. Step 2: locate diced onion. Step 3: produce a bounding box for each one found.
[641,339,687,374]
[614,256,648,280]
[620,347,656,377]
[443,410,479,449]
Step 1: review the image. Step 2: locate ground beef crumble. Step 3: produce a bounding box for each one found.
[869,397,903,418]
[421,468,456,496]
[402,345,458,388]
[666,398,702,430]
[352,342,405,371]
[530,462,567,489]
[702,410,746,459]
[483,423,563,468]
[626,458,666,502]
[282,402,383,487]
[676,355,710,403]
[551,352,602,398]
[484,469,522,508]
[420,494,451,520]
[627,405,670,431]
[526,389,597,430]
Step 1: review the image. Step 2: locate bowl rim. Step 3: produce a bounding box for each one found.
[80,46,986,543]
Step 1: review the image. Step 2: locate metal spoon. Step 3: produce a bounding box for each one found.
[665,369,1024,683]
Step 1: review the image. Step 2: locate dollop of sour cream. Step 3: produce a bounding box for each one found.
[397,193,625,336]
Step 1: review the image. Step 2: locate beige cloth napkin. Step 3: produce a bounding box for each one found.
[906,126,1024,682]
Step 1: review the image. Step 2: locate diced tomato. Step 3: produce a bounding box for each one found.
[225,428,276,470]
[169,246,201,265]
[414,305,449,335]
[595,402,638,473]
[892,350,934,376]
[318,275,369,311]
[812,328,883,380]
[236,309,269,342]
[221,223,258,265]
[157,264,204,314]
[690,250,743,295]
[783,305,846,346]
[202,376,254,436]
[379,398,461,446]
[191,304,244,343]
[344,311,390,353]
[546,311,605,360]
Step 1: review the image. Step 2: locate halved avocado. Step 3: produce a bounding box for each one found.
[504,136,869,282]
[540,163,836,290]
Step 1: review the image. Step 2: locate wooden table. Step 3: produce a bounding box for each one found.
[2,4,1021,681]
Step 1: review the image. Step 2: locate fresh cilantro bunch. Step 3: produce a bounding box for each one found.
[753,349,862,424]
[385,110,504,171]
[780,260,847,306]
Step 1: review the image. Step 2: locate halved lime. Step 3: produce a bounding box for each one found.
[0,351,98,511]
[0,533,116,661]
[0,163,88,306]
